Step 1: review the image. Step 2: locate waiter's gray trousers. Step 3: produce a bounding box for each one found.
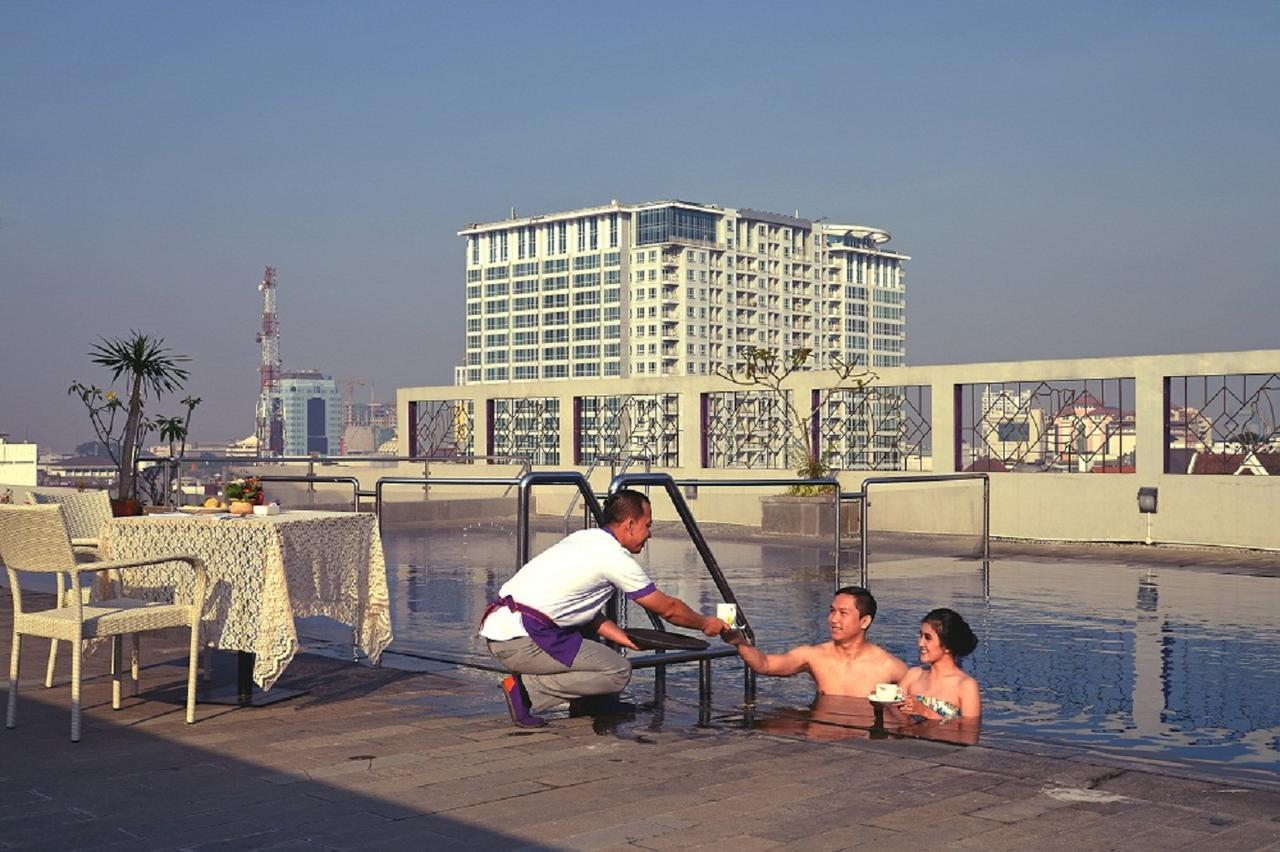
[487,637,631,713]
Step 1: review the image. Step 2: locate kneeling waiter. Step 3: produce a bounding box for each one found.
[480,489,728,727]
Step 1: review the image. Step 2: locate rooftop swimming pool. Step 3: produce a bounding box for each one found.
[369,524,1280,789]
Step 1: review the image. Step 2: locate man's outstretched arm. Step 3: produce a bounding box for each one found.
[724,632,813,677]
[633,589,727,636]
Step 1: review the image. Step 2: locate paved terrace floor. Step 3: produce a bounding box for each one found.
[4,589,1280,851]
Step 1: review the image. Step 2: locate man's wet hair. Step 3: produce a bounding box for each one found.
[602,489,650,526]
[923,608,979,659]
[834,585,877,623]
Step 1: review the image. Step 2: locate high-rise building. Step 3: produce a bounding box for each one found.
[273,371,342,456]
[456,200,908,385]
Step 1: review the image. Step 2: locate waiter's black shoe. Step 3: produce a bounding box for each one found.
[568,695,636,718]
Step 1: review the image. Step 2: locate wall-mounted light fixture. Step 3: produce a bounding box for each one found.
[1137,486,1158,544]
[1137,487,1158,514]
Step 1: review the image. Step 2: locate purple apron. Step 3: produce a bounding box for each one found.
[480,596,588,666]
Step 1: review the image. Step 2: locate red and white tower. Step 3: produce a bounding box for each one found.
[254,266,285,455]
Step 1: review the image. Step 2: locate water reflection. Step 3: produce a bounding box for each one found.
[743,695,981,746]
[377,525,1280,784]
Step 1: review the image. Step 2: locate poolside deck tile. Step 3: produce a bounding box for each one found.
[773,822,904,849]
[1094,772,1280,819]
[2,586,1279,851]
[1209,821,1280,851]
[947,804,1107,848]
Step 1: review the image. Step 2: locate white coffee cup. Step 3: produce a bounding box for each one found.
[874,683,902,702]
[716,603,737,628]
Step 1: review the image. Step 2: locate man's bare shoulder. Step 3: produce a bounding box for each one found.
[780,641,828,658]
[865,641,910,674]
[862,641,899,661]
[809,639,901,666]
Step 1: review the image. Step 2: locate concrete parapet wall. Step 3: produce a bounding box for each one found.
[483,461,1279,551]
[384,348,1280,551]
[379,496,517,530]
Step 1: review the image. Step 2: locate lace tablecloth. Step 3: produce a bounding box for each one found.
[101,510,392,690]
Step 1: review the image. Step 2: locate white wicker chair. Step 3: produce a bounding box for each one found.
[27,489,113,550]
[26,490,115,689]
[0,505,206,742]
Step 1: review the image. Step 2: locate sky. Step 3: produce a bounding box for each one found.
[2,1,1277,452]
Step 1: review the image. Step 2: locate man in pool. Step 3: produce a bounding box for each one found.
[723,585,908,697]
[480,489,730,727]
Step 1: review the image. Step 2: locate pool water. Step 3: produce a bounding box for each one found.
[375,524,1280,788]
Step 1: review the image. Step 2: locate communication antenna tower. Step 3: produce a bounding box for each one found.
[254,266,285,455]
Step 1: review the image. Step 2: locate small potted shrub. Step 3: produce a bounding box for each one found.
[223,477,264,515]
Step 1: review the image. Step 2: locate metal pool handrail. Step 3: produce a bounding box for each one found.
[562,454,653,529]
[858,472,990,586]
[255,474,362,511]
[513,470,606,565]
[659,476,857,588]
[562,458,604,529]
[375,470,748,707]
[607,471,780,703]
[134,452,533,506]
[374,470,606,573]
[374,474,521,560]
[606,472,766,647]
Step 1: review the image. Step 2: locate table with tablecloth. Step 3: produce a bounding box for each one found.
[100,510,392,691]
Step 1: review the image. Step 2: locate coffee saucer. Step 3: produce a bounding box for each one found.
[866,694,902,705]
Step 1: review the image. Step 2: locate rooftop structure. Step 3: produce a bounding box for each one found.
[0,437,38,487]
[254,266,285,455]
[457,200,908,385]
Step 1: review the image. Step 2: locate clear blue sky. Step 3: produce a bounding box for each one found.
[3,1,1277,452]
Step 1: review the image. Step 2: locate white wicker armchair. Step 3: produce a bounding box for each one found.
[0,505,206,742]
[26,489,113,550]
[26,490,115,689]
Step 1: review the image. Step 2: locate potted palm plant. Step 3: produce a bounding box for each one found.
[69,331,192,515]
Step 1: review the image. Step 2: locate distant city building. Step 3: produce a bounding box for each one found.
[272,371,342,456]
[978,388,1046,466]
[1048,393,1135,472]
[38,454,116,489]
[147,436,260,459]
[0,436,38,487]
[340,401,396,454]
[456,199,908,385]
[1166,405,1213,451]
[970,388,1137,473]
[1169,448,1280,475]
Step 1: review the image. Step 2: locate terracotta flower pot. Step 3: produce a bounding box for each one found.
[110,498,142,517]
[228,500,255,516]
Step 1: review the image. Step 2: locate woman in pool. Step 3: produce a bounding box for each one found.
[897,608,980,720]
